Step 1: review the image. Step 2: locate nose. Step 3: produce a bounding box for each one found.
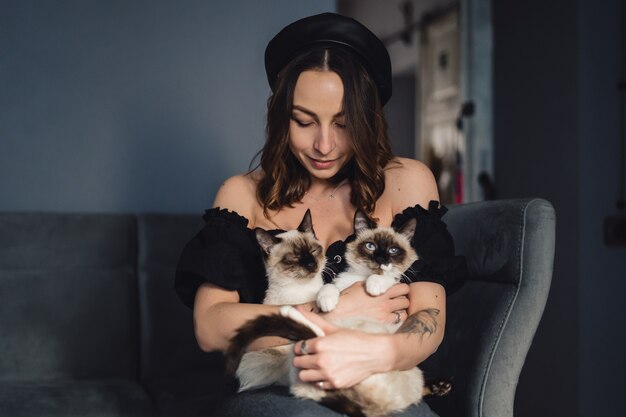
[313,125,335,155]
[305,261,318,273]
[374,250,389,266]
[301,254,318,273]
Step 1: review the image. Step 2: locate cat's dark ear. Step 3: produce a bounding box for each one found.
[255,228,281,255]
[297,209,316,238]
[353,209,375,233]
[396,218,417,243]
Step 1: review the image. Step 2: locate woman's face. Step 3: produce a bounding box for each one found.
[288,70,353,181]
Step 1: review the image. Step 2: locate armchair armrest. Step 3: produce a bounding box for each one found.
[422,198,555,417]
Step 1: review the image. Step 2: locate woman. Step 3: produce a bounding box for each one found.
[175,12,465,417]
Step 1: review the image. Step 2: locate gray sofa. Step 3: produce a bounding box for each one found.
[0,198,554,417]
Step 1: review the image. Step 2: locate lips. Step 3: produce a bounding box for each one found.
[308,157,337,170]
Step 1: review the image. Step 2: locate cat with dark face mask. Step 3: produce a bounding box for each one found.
[234,209,326,391]
[226,210,446,416]
[256,209,326,306]
[316,210,418,320]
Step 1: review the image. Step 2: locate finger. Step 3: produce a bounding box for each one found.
[297,368,327,383]
[390,296,410,311]
[386,283,410,298]
[292,352,321,370]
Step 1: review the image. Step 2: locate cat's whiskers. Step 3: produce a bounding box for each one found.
[398,265,418,284]
[321,265,337,279]
[405,266,417,275]
[399,272,412,284]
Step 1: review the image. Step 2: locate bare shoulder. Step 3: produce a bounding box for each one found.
[384,157,440,213]
[212,172,260,221]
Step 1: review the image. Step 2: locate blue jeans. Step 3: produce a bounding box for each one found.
[213,385,439,417]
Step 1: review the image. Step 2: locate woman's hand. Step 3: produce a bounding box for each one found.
[291,310,394,389]
[319,281,410,325]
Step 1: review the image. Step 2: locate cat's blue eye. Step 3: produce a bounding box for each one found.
[364,242,376,251]
[388,247,400,255]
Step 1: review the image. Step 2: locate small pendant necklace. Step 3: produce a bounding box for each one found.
[304,180,348,202]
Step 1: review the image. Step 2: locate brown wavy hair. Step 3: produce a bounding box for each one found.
[251,47,394,219]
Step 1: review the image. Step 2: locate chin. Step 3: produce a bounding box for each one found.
[304,165,343,180]
[305,170,338,181]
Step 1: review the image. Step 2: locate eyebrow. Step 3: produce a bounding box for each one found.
[292,105,345,119]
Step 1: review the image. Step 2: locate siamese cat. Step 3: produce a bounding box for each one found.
[233,209,326,392]
[316,210,418,320]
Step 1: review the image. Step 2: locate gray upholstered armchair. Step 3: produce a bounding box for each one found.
[422,198,556,417]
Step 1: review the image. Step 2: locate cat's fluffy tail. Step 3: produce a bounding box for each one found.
[224,314,318,376]
[236,347,291,391]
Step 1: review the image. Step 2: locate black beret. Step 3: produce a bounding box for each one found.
[265,12,392,105]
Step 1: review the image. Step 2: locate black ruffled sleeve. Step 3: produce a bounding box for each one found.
[392,201,467,294]
[174,208,267,308]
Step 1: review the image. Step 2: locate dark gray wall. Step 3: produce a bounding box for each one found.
[578,0,626,415]
[0,0,335,213]
[493,3,579,416]
[494,0,626,416]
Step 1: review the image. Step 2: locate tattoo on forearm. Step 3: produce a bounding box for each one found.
[397,308,440,341]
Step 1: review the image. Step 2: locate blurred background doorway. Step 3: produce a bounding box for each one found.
[338,0,493,204]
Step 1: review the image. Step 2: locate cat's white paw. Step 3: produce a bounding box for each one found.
[316,284,340,312]
[366,274,395,296]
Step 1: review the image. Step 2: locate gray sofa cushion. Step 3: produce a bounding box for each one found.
[0,213,139,381]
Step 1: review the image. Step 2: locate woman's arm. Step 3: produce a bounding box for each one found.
[388,281,446,370]
[385,156,446,369]
[193,283,286,352]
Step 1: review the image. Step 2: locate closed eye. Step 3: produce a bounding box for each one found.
[291,117,313,127]
[282,255,298,265]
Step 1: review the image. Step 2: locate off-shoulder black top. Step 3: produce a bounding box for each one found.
[175,201,466,308]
